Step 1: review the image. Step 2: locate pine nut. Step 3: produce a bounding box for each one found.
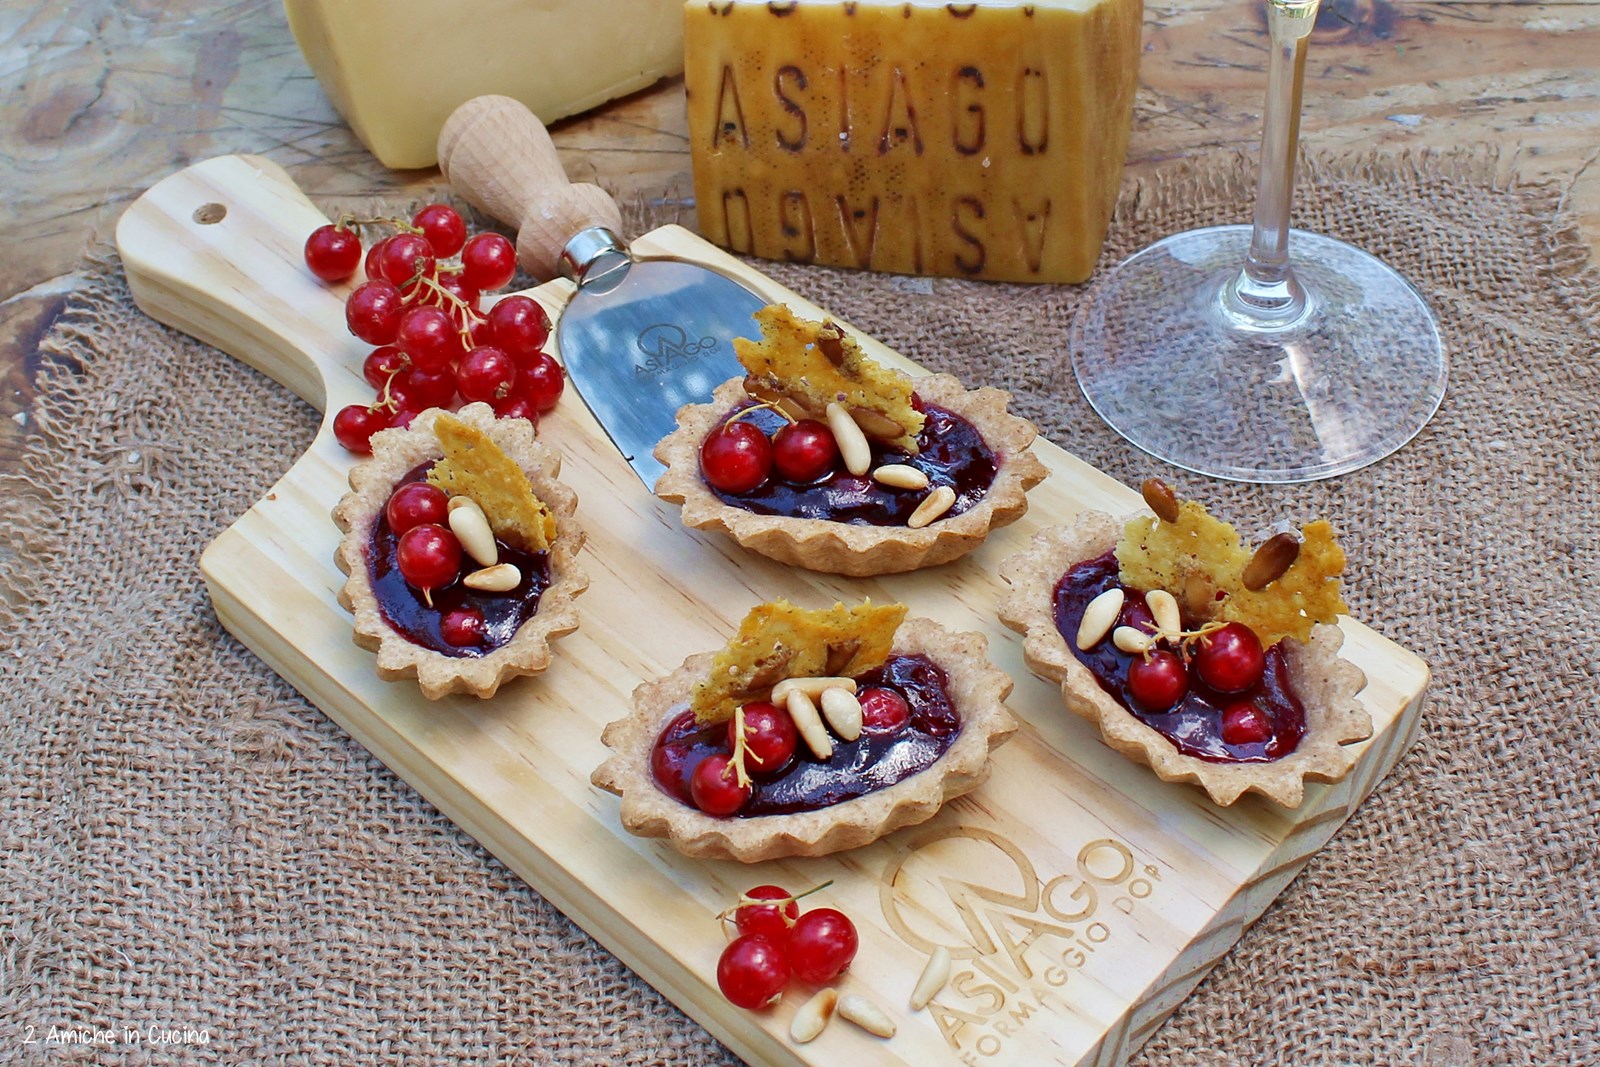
[770,677,857,703]
[1146,588,1182,637]
[446,495,483,514]
[789,988,838,1044]
[872,464,929,491]
[910,946,952,1011]
[1114,626,1153,654]
[1141,478,1181,523]
[819,687,863,742]
[849,405,906,441]
[1075,588,1125,650]
[826,402,872,476]
[448,504,498,568]
[837,994,897,1038]
[907,485,957,529]
[1242,532,1302,591]
[786,690,833,761]
[463,563,521,592]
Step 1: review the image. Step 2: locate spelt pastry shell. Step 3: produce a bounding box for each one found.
[590,617,1018,862]
[997,511,1371,808]
[333,403,588,700]
[653,374,1048,576]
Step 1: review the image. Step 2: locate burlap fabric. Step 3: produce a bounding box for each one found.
[2,151,1596,1065]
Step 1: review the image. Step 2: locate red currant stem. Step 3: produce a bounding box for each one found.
[727,400,795,427]
[372,368,404,413]
[410,270,486,346]
[423,587,434,609]
[727,706,762,789]
[336,213,423,236]
[717,878,837,924]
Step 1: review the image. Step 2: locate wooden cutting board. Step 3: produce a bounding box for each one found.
[116,154,1428,1067]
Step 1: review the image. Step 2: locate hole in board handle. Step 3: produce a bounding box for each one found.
[193,203,227,225]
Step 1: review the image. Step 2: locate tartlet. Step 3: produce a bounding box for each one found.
[654,312,1048,575]
[591,608,1017,862]
[998,507,1371,807]
[333,403,587,699]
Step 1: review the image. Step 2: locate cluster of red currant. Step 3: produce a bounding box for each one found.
[700,414,840,493]
[384,480,491,645]
[682,689,912,817]
[717,883,859,1010]
[302,204,564,454]
[1120,596,1270,745]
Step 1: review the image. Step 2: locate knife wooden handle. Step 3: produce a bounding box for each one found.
[438,95,623,281]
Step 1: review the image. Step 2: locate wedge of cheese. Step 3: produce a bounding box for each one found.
[685,0,1143,283]
[286,0,685,169]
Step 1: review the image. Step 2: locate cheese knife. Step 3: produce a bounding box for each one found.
[437,95,767,489]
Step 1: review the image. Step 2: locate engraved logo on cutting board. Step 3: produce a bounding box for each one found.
[879,826,1163,1060]
[634,324,719,379]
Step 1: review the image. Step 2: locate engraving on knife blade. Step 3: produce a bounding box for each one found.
[634,323,720,378]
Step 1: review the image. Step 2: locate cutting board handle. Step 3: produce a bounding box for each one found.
[438,96,624,282]
[114,154,370,419]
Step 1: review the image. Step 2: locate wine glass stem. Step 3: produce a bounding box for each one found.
[1228,0,1320,323]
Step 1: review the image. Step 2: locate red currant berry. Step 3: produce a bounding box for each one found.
[461,232,517,291]
[1120,593,1156,635]
[412,204,467,258]
[440,607,487,647]
[513,352,564,413]
[1220,701,1273,746]
[728,702,798,776]
[733,885,801,941]
[1127,650,1189,712]
[362,345,408,389]
[492,395,540,424]
[364,236,391,281]
[858,687,911,735]
[390,407,420,431]
[403,364,458,409]
[700,421,772,494]
[377,232,435,287]
[396,305,462,371]
[332,403,389,454]
[346,281,405,345]
[771,419,839,483]
[458,346,518,403]
[1195,623,1266,694]
[485,295,551,359]
[304,224,361,283]
[385,482,449,535]
[396,523,462,592]
[716,935,790,1010]
[786,908,858,984]
[690,753,751,817]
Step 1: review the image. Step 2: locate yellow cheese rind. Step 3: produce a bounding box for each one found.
[735,305,925,449]
[286,0,685,168]
[690,600,908,724]
[685,0,1143,283]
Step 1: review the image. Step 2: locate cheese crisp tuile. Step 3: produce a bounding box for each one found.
[690,599,908,724]
[426,413,557,552]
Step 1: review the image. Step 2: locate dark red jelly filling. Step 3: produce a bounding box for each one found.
[1052,551,1306,763]
[650,654,962,817]
[367,463,550,658]
[710,401,997,525]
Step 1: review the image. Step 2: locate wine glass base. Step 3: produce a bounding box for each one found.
[1071,225,1447,483]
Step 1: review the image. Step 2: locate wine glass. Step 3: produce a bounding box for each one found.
[1071,0,1446,483]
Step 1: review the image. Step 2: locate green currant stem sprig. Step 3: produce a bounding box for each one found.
[336,213,424,237]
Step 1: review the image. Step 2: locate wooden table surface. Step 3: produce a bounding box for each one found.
[4,0,1598,476]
